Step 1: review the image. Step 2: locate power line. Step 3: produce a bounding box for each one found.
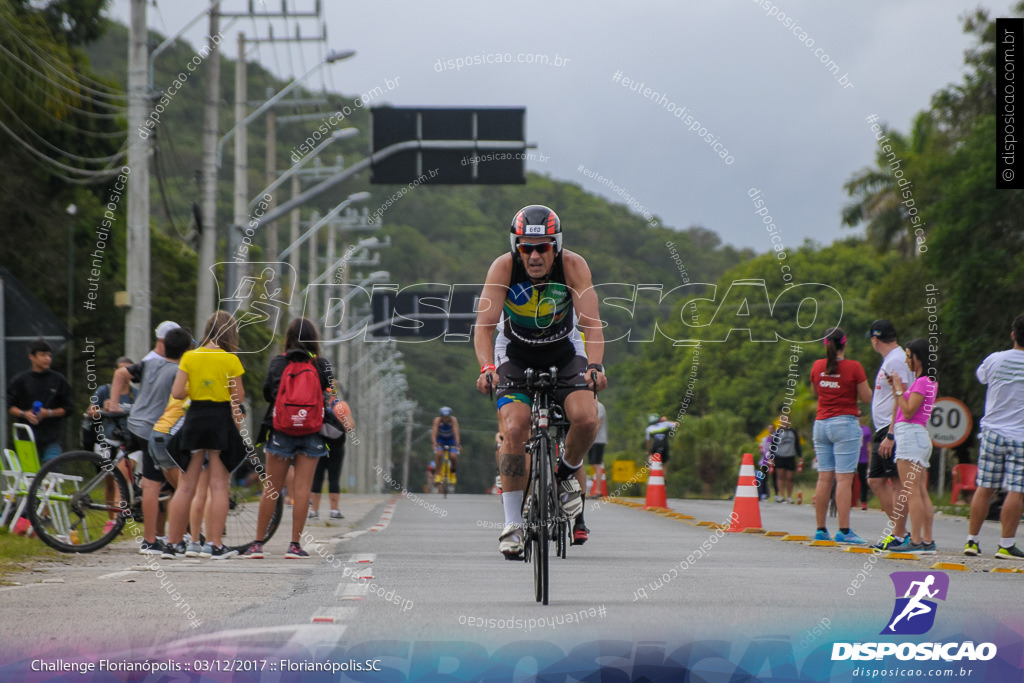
[0,95,127,165]
[0,118,125,183]
[5,28,126,99]
[0,43,127,112]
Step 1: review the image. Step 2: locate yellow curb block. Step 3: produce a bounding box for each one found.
[672,513,696,520]
[741,528,766,534]
[810,540,838,547]
[931,562,969,572]
[781,535,811,542]
[989,567,1021,573]
[764,531,788,537]
[884,552,920,560]
[696,521,718,527]
[844,547,876,554]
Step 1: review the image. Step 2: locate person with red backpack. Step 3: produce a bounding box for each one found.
[242,318,334,559]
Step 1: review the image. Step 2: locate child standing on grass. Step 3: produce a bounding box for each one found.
[165,311,246,559]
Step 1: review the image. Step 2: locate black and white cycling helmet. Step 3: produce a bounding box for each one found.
[509,205,561,254]
[440,406,452,417]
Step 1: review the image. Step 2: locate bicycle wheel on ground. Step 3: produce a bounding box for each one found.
[534,438,550,605]
[27,451,131,553]
[224,478,284,552]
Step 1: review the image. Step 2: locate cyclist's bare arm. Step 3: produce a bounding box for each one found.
[563,250,607,392]
[431,417,440,448]
[105,366,133,412]
[474,255,512,394]
[452,416,462,446]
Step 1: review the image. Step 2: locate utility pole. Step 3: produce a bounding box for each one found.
[289,174,301,319]
[196,2,220,333]
[227,30,248,303]
[126,0,150,360]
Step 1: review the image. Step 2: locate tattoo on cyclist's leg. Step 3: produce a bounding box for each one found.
[499,453,526,477]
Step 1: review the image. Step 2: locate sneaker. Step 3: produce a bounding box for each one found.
[308,509,319,519]
[920,541,937,555]
[904,541,928,554]
[138,539,166,556]
[240,541,264,559]
[861,502,868,510]
[963,540,981,556]
[814,529,831,541]
[775,495,784,503]
[284,542,309,559]
[994,544,1024,561]
[184,541,203,558]
[163,541,187,559]
[103,520,116,534]
[572,521,590,546]
[329,510,344,519]
[199,542,213,559]
[557,477,583,518]
[786,497,793,504]
[835,530,866,545]
[210,544,238,560]
[498,522,525,558]
[872,535,907,552]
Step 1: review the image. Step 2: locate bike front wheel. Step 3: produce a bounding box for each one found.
[534,438,550,605]
[27,451,131,553]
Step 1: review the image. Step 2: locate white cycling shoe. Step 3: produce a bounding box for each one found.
[498,522,525,559]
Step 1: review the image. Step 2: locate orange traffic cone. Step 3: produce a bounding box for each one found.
[644,454,668,510]
[589,465,610,497]
[726,453,763,532]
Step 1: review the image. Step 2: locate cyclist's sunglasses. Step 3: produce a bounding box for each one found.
[517,241,556,255]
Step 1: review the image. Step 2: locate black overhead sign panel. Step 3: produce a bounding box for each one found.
[370,107,527,185]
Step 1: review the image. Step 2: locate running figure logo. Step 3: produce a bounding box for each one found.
[881,571,949,635]
[212,262,295,353]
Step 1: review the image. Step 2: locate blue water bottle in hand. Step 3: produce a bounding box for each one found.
[32,401,43,415]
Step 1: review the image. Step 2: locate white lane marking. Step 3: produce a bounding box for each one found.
[99,570,136,580]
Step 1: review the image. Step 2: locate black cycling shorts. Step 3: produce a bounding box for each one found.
[868,426,899,479]
[496,355,589,409]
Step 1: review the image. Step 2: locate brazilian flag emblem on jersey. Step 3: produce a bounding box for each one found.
[505,282,571,331]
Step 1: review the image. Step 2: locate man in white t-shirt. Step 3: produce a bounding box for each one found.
[964,314,1024,561]
[867,320,915,551]
[141,321,181,362]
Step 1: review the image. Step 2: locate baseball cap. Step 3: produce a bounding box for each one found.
[154,320,181,340]
[867,319,897,342]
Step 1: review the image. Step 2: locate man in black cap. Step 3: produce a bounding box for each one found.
[867,319,915,551]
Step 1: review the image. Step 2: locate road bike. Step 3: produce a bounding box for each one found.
[26,413,282,553]
[497,367,594,605]
[434,445,459,498]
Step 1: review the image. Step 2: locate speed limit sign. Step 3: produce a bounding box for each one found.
[927,397,973,448]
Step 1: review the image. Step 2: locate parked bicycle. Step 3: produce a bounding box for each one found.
[25,413,282,554]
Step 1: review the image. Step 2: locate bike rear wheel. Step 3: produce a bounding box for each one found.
[27,451,131,553]
[223,480,284,553]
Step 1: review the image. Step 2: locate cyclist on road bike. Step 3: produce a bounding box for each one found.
[474,204,607,558]
[431,406,461,485]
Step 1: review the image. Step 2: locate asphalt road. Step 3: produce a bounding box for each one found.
[1,492,1021,679]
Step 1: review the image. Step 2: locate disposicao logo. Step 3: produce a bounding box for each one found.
[882,571,948,635]
[832,572,997,662]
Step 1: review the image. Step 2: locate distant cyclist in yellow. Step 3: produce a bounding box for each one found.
[431,406,461,485]
[474,205,607,558]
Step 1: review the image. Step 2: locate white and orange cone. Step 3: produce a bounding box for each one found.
[726,453,763,532]
[644,454,668,510]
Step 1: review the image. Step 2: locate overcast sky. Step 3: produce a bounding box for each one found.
[108,0,1016,253]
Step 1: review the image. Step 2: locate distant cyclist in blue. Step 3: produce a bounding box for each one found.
[432,406,462,485]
